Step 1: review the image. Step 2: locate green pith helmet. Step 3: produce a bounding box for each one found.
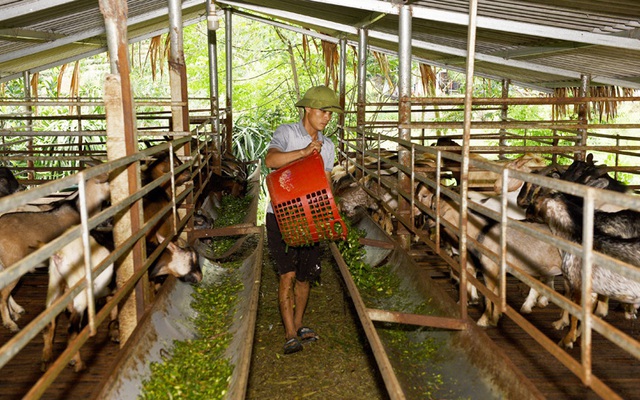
[295,86,344,113]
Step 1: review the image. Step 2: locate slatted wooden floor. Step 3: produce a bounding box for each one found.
[0,268,120,400]
[409,242,640,400]
[2,244,639,399]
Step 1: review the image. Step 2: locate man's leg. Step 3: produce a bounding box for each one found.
[293,279,310,331]
[279,271,298,340]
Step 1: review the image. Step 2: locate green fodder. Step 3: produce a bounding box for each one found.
[139,261,243,399]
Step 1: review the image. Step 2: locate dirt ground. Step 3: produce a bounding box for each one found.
[246,243,389,400]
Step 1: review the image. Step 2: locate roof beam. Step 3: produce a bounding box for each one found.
[0,0,204,64]
[217,0,358,35]
[0,13,205,84]
[0,28,67,42]
[0,0,78,23]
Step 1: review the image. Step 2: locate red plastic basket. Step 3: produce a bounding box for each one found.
[266,151,347,247]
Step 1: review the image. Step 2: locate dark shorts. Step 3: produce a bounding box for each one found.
[266,212,322,282]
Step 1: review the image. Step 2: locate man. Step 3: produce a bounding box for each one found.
[265,85,343,355]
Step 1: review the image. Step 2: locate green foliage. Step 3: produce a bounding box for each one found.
[208,193,253,256]
[336,218,395,295]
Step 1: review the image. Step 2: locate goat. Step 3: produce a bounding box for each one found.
[0,167,24,197]
[518,163,640,326]
[468,153,549,221]
[525,187,640,348]
[419,186,563,325]
[422,154,554,313]
[434,138,548,191]
[561,154,628,195]
[0,169,110,332]
[148,233,201,285]
[142,150,202,285]
[333,152,431,235]
[41,233,117,372]
[142,148,192,196]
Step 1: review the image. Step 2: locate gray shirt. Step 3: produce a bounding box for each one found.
[266,120,336,214]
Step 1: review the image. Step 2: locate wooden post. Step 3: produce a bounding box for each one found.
[100,0,147,344]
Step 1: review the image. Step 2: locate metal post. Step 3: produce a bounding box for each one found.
[499,78,509,160]
[357,28,367,180]
[168,0,190,136]
[168,0,192,243]
[225,7,233,155]
[577,74,590,161]
[207,1,221,155]
[22,71,34,181]
[458,0,481,318]
[338,37,347,163]
[397,4,412,249]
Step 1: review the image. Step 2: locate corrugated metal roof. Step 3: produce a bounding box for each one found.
[0,0,639,91]
[0,0,207,82]
[217,0,640,91]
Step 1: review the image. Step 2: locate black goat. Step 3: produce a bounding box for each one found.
[0,167,24,198]
[526,188,640,348]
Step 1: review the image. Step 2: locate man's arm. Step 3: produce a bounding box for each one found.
[265,140,323,169]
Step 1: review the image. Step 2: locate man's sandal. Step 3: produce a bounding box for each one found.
[283,337,303,354]
[297,327,319,344]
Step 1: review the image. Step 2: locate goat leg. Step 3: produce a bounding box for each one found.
[560,289,582,349]
[535,276,555,308]
[107,296,120,343]
[553,279,572,330]
[623,303,639,320]
[67,310,85,372]
[8,295,24,319]
[0,282,19,332]
[594,294,609,318]
[41,318,57,372]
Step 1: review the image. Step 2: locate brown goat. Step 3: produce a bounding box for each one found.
[142,149,202,284]
[0,170,110,332]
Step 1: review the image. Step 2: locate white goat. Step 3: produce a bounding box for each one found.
[0,170,110,332]
[41,234,117,372]
[148,234,202,285]
[468,153,548,221]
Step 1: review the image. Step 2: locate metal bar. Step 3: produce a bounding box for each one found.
[396,3,412,249]
[358,237,395,249]
[457,0,480,313]
[225,7,233,154]
[499,168,508,312]
[581,189,595,385]
[76,173,98,336]
[357,27,367,181]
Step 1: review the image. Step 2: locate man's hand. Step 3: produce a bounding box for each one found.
[303,140,323,157]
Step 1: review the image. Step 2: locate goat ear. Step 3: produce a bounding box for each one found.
[156,233,166,244]
[94,171,110,183]
[166,240,179,253]
[586,153,594,164]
